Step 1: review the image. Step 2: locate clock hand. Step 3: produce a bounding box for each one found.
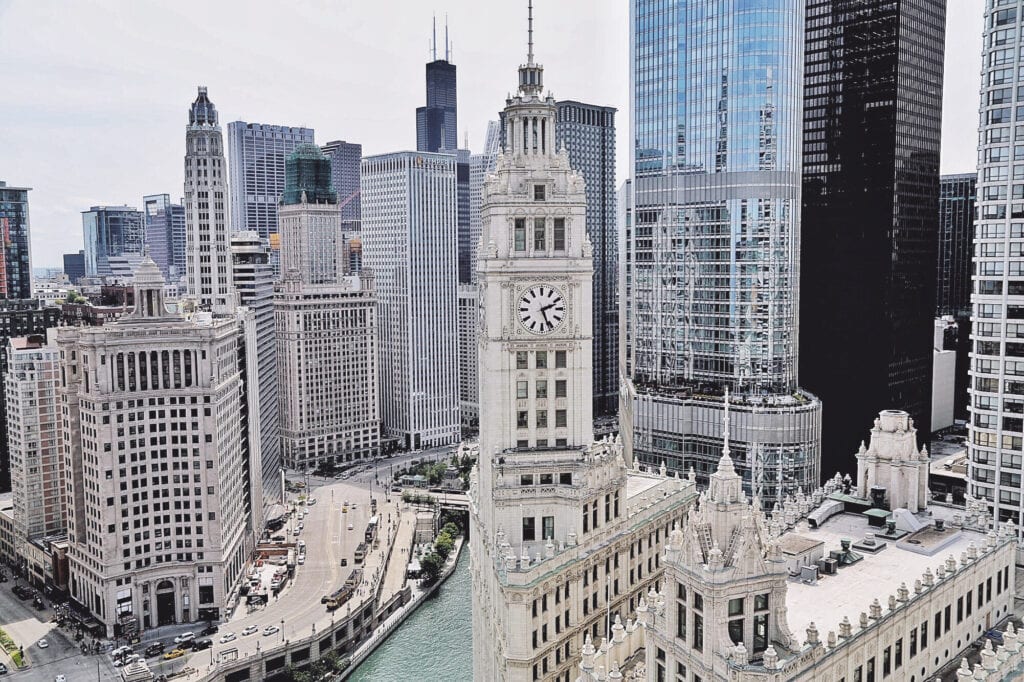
[540,308,551,327]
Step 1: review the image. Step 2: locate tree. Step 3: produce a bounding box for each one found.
[420,552,443,585]
[441,522,460,538]
[434,532,454,561]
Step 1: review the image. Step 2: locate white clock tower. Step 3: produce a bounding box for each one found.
[469,4,639,681]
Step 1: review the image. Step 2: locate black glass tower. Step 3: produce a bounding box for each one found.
[416,58,457,153]
[801,0,946,472]
[282,144,338,206]
[0,182,33,299]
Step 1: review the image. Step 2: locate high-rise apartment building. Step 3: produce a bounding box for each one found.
[0,300,60,493]
[626,0,821,505]
[143,194,186,281]
[801,0,946,466]
[231,231,280,506]
[227,122,314,249]
[555,101,618,417]
[81,205,144,278]
[969,0,1024,529]
[0,182,33,299]
[184,87,234,315]
[362,151,460,450]
[457,283,479,430]
[470,20,695,679]
[6,333,65,544]
[276,144,380,469]
[59,259,257,636]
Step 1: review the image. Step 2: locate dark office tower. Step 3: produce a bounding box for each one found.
[416,20,458,153]
[63,251,85,284]
[937,174,977,318]
[937,173,976,421]
[0,299,60,492]
[81,205,145,278]
[143,194,186,281]
[555,101,618,417]
[322,139,362,232]
[456,149,471,283]
[801,0,946,470]
[0,182,33,299]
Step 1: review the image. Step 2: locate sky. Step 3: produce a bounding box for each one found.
[0,0,984,268]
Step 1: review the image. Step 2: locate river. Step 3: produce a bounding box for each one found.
[348,548,472,681]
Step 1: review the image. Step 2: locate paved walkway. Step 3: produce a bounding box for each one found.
[379,507,417,603]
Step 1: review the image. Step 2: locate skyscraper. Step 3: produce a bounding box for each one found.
[231,231,280,507]
[58,259,256,636]
[416,19,458,153]
[81,205,144,278]
[0,182,33,299]
[470,12,694,678]
[969,1,1024,529]
[6,333,65,544]
[800,0,946,468]
[322,139,363,273]
[184,87,234,314]
[276,144,379,469]
[555,100,618,417]
[0,300,60,493]
[143,193,186,281]
[626,0,821,505]
[469,121,501,284]
[937,173,977,422]
[63,250,85,285]
[361,151,460,450]
[227,122,315,246]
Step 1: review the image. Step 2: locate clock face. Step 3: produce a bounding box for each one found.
[518,285,565,334]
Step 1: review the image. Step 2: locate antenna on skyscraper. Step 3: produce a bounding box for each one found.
[527,0,534,64]
[445,13,450,62]
[432,14,437,61]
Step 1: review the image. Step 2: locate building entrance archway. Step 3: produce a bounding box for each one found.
[155,580,176,627]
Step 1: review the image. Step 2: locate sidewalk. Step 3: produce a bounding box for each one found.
[379,508,416,603]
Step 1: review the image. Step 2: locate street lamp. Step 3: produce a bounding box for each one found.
[280,619,285,643]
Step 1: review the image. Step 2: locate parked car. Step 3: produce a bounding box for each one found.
[292,528,300,536]
[0,661,8,674]
[111,645,132,659]
[191,639,212,651]
[297,555,305,565]
[37,639,49,649]
[144,643,165,657]
[162,648,186,660]
[54,676,66,682]
[200,624,219,636]
[173,632,196,645]
[306,497,316,505]
[241,625,258,636]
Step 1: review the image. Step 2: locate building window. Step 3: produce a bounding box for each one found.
[883,646,891,676]
[555,350,567,368]
[728,598,744,616]
[518,411,529,428]
[537,380,548,398]
[693,613,703,652]
[537,410,548,428]
[521,474,534,485]
[676,602,686,640]
[536,351,548,369]
[753,613,768,653]
[517,381,529,399]
[728,619,743,645]
[534,185,546,201]
[754,593,769,611]
[523,517,536,541]
[514,218,526,251]
[516,351,529,369]
[543,516,554,540]
[555,410,567,428]
[556,380,567,398]
[553,218,565,250]
[534,219,546,250]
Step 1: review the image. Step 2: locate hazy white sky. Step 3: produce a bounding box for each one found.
[0,0,984,267]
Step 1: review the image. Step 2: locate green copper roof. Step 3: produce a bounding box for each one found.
[282,144,338,205]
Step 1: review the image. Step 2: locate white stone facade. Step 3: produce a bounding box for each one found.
[361,151,461,450]
[58,259,254,636]
[276,274,380,469]
[855,410,930,513]
[470,25,696,682]
[278,196,348,285]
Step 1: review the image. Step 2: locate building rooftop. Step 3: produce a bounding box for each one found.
[784,505,988,641]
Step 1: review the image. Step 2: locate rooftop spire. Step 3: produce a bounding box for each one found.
[517,0,544,97]
[527,0,534,65]
[445,13,450,62]
[432,14,437,61]
[717,388,736,474]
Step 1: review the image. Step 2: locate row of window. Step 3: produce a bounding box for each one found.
[516,350,568,369]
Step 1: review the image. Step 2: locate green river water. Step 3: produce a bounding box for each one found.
[348,549,472,682]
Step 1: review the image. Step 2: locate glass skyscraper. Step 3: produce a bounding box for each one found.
[142,193,186,282]
[800,0,946,472]
[0,182,33,299]
[627,0,820,506]
[970,0,1024,528]
[81,205,145,278]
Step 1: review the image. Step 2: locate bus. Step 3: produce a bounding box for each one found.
[354,542,367,564]
[322,585,354,611]
[365,517,379,544]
